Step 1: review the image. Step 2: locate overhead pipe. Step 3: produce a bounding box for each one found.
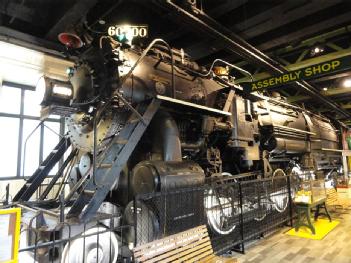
[159,0,351,119]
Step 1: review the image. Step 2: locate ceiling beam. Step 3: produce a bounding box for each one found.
[207,0,248,18]
[159,0,249,42]
[259,10,351,51]
[316,102,351,113]
[184,0,342,60]
[219,24,351,68]
[241,0,342,40]
[185,1,297,59]
[46,0,99,40]
[311,71,351,83]
[288,87,351,103]
[161,0,351,119]
[0,26,67,59]
[0,2,36,23]
[341,103,351,110]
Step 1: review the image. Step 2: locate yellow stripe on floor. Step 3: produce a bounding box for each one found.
[286,219,339,240]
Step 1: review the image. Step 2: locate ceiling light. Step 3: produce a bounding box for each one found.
[323,87,328,91]
[343,78,351,88]
[310,45,324,56]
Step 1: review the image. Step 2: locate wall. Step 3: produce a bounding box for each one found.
[0,41,73,202]
[0,41,73,86]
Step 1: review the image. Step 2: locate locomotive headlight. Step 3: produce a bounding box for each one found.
[52,85,72,97]
[38,77,73,107]
[125,27,134,41]
[116,25,135,45]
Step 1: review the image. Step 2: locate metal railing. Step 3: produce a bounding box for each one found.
[18,208,127,263]
[13,174,297,262]
[134,174,296,254]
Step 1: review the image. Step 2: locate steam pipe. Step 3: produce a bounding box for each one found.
[181,138,205,150]
[151,112,182,161]
[263,137,310,154]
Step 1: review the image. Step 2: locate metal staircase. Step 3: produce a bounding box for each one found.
[66,99,161,222]
[13,137,71,202]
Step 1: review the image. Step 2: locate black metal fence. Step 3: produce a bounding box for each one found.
[17,207,128,263]
[12,174,296,262]
[134,175,295,254]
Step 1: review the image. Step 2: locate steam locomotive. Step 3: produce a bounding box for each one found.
[14,34,341,262]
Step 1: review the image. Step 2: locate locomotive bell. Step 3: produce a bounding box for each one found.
[58,32,83,49]
[213,66,229,76]
[57,24,84,49]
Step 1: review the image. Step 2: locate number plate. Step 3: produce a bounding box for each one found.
[108,24,148,38]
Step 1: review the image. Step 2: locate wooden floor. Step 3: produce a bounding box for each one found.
[230,209,351,263]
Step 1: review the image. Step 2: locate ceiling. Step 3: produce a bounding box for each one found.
[1,0,351,122]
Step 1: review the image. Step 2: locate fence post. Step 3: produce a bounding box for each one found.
[238,181,245,253]
[59,192,65,223]
[287,175,294,227]
[133,197,137,246]
[4,183,9,205]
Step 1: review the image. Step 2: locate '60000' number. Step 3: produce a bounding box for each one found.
[108,25,148,38]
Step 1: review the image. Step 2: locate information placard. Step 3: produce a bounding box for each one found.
[0,208,21,263]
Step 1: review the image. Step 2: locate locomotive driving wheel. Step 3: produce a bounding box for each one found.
[270,169,289,213]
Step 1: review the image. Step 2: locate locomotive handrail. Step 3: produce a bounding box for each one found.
[273,124,317,135]
[21,120,65,178]
[191,58,253,82]
[21,120,44,178]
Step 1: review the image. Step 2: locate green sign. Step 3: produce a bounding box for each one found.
[242,55,351,93]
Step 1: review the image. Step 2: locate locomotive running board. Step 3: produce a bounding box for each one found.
[66,99,161,222]
[156,95,231,116]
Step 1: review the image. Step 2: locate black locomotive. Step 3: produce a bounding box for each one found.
[12,34,342,262]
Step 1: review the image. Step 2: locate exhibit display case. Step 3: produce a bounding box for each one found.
[294,179,327,204]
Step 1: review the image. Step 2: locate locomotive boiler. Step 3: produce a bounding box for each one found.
[256,93,341,180]
[12,34,342,262]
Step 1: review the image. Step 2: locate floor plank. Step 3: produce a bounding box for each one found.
[229,210,351,262]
